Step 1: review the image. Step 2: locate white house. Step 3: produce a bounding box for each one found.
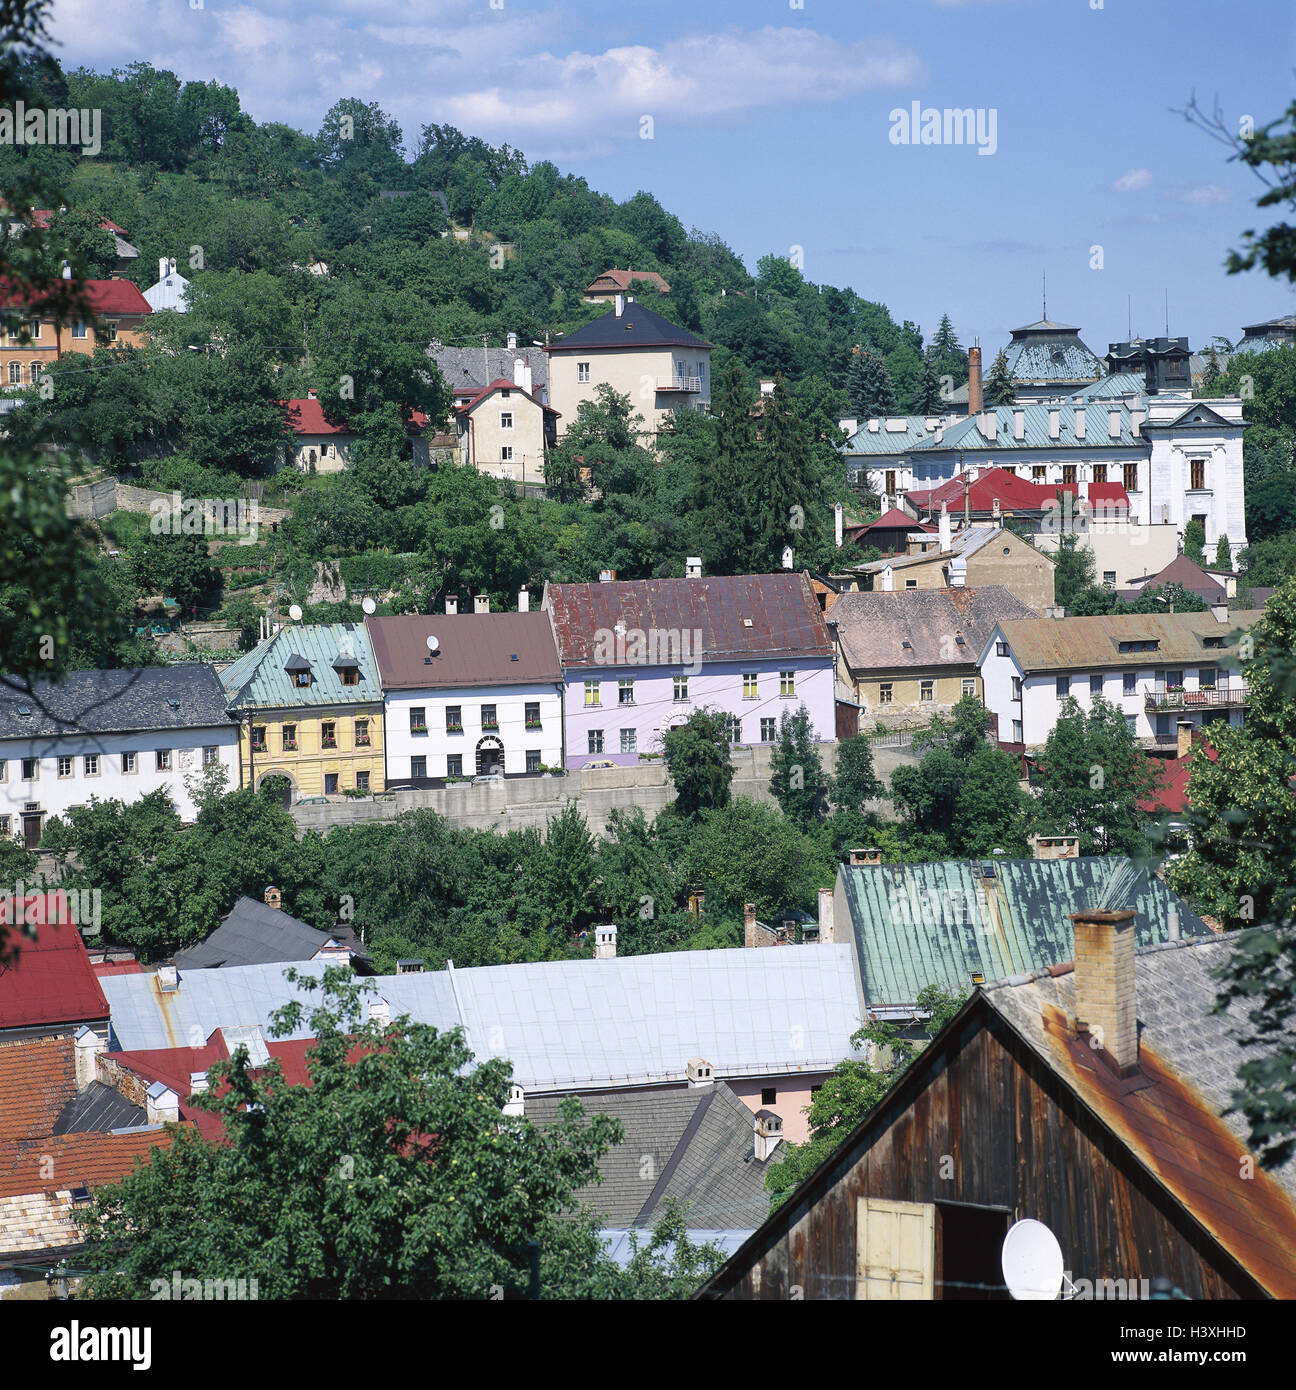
[977,608,1262,750]
[365,607,564,781]
[0,667,239,847]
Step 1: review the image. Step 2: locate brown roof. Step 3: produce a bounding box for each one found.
[995,609,1263,673]
[365,611,562,689]
[586,269,671,294]
[0,1126,176,1199]
[543,573,832,668]
[830,586,1038,674]
[0,1037,76,1142]
[1121,554,1227,601]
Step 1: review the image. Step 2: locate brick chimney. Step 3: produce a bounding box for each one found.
[967,343,983,415]
[743,902,759,948]
[1177,718,1193,760]
[848,847,884,866]
[1070,909,1139,1076]
[264,886,282,910]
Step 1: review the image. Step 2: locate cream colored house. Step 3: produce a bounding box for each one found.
[546,297,711,438]
[455,377,558,485]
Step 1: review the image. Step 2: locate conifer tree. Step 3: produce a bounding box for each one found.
[846,348,897,419]
[983,347,1017,406]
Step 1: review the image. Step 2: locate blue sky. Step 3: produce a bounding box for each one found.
[50,0,1296,356]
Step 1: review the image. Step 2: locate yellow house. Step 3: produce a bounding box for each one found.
[219,623,385,802]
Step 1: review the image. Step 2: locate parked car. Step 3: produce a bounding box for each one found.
[583,760,615,770]
[472,772,503,784]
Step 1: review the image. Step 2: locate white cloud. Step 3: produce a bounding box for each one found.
[1112,168,1154,193]
[1169,183,1232,206]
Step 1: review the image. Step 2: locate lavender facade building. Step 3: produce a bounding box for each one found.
[542,573,836,770]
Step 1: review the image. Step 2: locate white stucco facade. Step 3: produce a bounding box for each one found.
[383,683,564,781]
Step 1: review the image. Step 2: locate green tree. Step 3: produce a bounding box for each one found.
[752,374,825,569]
[1052,532,1116,615]
[662,708,735,818]
[846,348,896,419]
[769,705,830,829]
[830,734,883,814]
[1183,516,1206,565]
[1214,534,1233,570]
[983,346,1017,406]
[685,797,823,919]
[687,357,755,574]
[926,313,968,389]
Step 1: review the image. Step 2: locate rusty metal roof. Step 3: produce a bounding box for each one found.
[988,930,1296,1299]
[544,573,832,668]
[994,609,1263,673]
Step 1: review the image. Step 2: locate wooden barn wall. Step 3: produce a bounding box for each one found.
[716,1014,1261,1300]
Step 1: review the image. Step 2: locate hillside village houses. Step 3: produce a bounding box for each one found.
[452,374,559,485]
[283,391,433,473]
[0,668,239,846]
[1,274,151,386]
[366,609,565,781]
[542,571,835,770]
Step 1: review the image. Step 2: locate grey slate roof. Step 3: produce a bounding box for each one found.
[0,666,235,740]
[429,343,549,394]
[102,946,864,1089]
[173,895,349,970]
[51,1080,147,1135]
[838,857,1209,1012]
[1003,318,1104,383]
[527,1082,775,1229]
[829,585,1037,673]
[547,302,710,352]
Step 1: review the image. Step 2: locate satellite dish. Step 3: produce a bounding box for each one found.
[361,596,376,615]
[1001,1219,1065,1301]
[288,604,303,622]
[426,634,439,654]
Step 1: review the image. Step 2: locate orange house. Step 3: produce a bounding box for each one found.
[0,278,152,389]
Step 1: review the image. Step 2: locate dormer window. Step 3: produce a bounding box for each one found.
[284,654,312,687]
[294,671,311,687]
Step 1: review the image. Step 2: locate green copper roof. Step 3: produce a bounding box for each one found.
[1003,319,1104,383]
[838,857,1208,1011]
[220,623,381,710]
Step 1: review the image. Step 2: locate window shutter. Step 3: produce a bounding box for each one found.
[855,1197,935,1300]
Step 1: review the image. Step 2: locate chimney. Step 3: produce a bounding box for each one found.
[743,902,760,948]
[74,1026,105,1089]
[685,556,702,578]
[593,923,617,959]
[145,1081,180,1126]
[1074,407,1086,440]
[686,1057,714,1088]
[977,411,996,442]
[507,331,518,351]
[1013,408,1025,441]
[264,885,282,910]
[503,1083,525,1117]
[156,965,179,994]
[781,546,794,570]
[1048,408,1060,440]
[445,595,458,615]
[598,568,617,583]
[512,356,526,387]
[614,293,625,317]
[1177,718,1193,760]
[307,388,318,400]
[753,1110,783,1162]
[1030,833,1079,861]
[834,501,844,549]
[189,1070,209,1095]
[967,343,983,415]
[368,999,391,1028]
[848,847,884,866]
[1070,909,1139,1076]
[61,260,72,280]
[1108,409,1121,439]
[992,496,1002,520]
[1210,601,1229,623]
[474,594,490,613]
[169,257,177,276]
[817,887,835,944]
[395,958,425,974]
[158,255,169,281]
[518,587,530,613]
[938,501,952,553]
[880,566,895,592]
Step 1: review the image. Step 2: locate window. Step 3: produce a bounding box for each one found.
[156,749,172,771]
[1199,667,1217,690]
[1032,466,1046,482]
[1093,463,1107,483]
[282,723,298,751]
[1089,673,1103,696]
[588,730,604,754]
[1118,639,1158,654]
[293,670,311,688]
[0,760,5,782]
[29,318,40,339]
[71,320,87,339]
[409,707,428,734]
[7,361,18,384]
[58,756,73,778]
[1062,464,1077,485]
[446,754,463,777]
[780,670,795,697]
[107,320,119,341]
[1190,459,1206,490]
[1012,719,1023,743]
[884,470,897,495]
[577,362,590,383]
[1103,571,1117,588]
[618,679,635,705]
[28,363,40,385]
[1123,462,1139,492]
[962,678,976,697]
[723,716,741,743]
[525,702,541,729]
[22,757,38,780]
[905,579,918,589]
[499,412,513,430]
[202,746,218,766]
[121,751,136,775]
[340,666,359,686]
[354,719,369,747]
[500,446,513,462]
[481,705,499,731]
[996,641,1009,658]
[84,754,99,777]
[620,728,636,754]
[1125,715,1138,736]
[1011,676,1022,701]
[1056,677,1070,698]
[251,726,267,752]
[584,681,601,707]
[920,680,934,702]
[411,756,427,779]
[446,706,462,733]
[879,683,893,705]
[356,771,370,792]
[673,676,689,701]
[0,816,8,837]
[760,717,776,742]
[324,773,339,795]
[321,722,337,749]
[1123,671,1137,697]
[525,750,541,773]
[761,1088,777,1106]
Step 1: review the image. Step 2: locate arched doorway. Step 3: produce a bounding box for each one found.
[257,771,295,809]
[475,736,504,776]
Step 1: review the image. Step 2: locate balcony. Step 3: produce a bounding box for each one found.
[658,376,703,393]
[1144,682,1249,711]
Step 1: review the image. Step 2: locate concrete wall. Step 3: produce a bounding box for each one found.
[288,738,921,838]
[66,480,289,529]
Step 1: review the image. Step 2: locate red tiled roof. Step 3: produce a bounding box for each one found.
[0,898,110,1031]
[283,398,432,436]
[0,276,150,317]
[1139,739,1220,816]
[0,1036,76,1141]
[455,378,558,416]
[28,210,127,234]
[907,467,1128,515]
[858,508,937,533]
[0,1127,174,1199]
[90,960,144,978]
